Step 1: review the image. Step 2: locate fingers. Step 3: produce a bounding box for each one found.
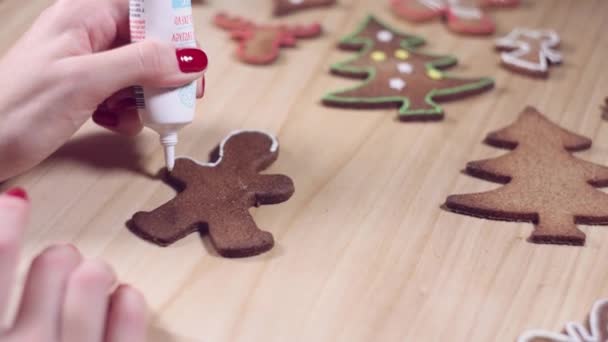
[69,40,208,101]
[60,260,117,342]
[197,77,205,99]
[0,189,29,319]
[93,88,143,136]
[13,245,82,335]
[104,285,148,342]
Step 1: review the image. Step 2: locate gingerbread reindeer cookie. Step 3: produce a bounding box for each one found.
[496,28,562,78]
[214,12,322,65]
[273,0,337,16]
[130,131,295,258]
[518,299,608,342]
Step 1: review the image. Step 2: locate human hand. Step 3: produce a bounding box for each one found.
[0,188,148,342]
[0,0,208,181]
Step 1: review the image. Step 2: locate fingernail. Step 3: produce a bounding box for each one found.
[112,97,137,110]
[66,243,79,252]
[177,48,208,73]
[93,110,119,127]
[6,187,28,201]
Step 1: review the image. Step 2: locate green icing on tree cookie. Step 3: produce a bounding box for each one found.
[322,15,495,121]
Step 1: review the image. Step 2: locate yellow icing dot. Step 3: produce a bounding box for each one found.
[427,69,443,80]
[371,51,387,62]
[394,49,409,60]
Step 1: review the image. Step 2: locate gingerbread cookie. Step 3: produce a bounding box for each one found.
[130,131,295,258]
[518,299,608,341]
[445,106,608,246]
[273,0,337,17]
[391,0,496,36]
[214,12,322,65]
[479,0,519,7]
[323,15,494,121]
[496,28,562,78]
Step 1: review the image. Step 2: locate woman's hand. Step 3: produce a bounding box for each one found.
[0,188,148,342]
[0,0,207,181]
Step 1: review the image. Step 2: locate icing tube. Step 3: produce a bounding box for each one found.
[129,0,197,171]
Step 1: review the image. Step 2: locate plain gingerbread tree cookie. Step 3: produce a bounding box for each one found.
[445,106,608,246]
[130,131,295,258]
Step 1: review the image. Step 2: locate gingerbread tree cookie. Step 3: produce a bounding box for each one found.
[214,12,322,65]
[130,131,295,258]
[391,0,498,36]
[496,28,562,78]
[518,299,608,341]
[323,15,494,121]
[273,0,337,16]
[445,107,608,245]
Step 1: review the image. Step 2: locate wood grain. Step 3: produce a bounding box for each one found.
[1,0,608,341]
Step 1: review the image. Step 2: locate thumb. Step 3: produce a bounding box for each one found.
[0,188,29,312]
[72,40,208,99]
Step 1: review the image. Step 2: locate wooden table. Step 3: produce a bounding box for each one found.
[2,0,608,341]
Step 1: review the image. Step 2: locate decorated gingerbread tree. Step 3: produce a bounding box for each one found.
[445,107,608,245]
[322,15,494,121]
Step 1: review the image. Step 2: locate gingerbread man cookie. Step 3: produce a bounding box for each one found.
[130,131,295,258]
[323,15,494,121]
[496,28,563,78]
[391,0,497,36]
[273,0,337,16]
[214,12,322,65]
[445,107,608,246]
[518,299,608,342]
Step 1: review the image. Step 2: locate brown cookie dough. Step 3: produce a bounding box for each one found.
[445,106,608,246]
[130,131,295,258]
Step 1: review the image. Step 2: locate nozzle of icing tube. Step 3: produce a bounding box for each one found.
[160,133,178,171]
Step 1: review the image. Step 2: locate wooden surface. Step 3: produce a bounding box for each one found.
[2,0,608,341]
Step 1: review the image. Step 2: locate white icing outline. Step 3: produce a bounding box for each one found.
[496,28,562,73]
[418,0,446,10]
[518,299,608,342]
[175,130,279,168]
[447,0,483,19]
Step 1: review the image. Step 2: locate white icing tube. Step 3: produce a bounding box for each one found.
[129,0,197,171]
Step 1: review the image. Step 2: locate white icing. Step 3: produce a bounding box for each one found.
[418,0,446,10]
[389,78,407,91]
[175,130,279,168]
[376,30,394,43]
[447,0,483,20]
[517,299,608,342]
[397,62,414,74]
[289,0,304,4]
[496,28,562,72]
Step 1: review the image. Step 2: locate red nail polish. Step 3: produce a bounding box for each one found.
[177,48,208,73]
[92,110,119,127]
[6,187,28,201]
[112,97,138,110]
